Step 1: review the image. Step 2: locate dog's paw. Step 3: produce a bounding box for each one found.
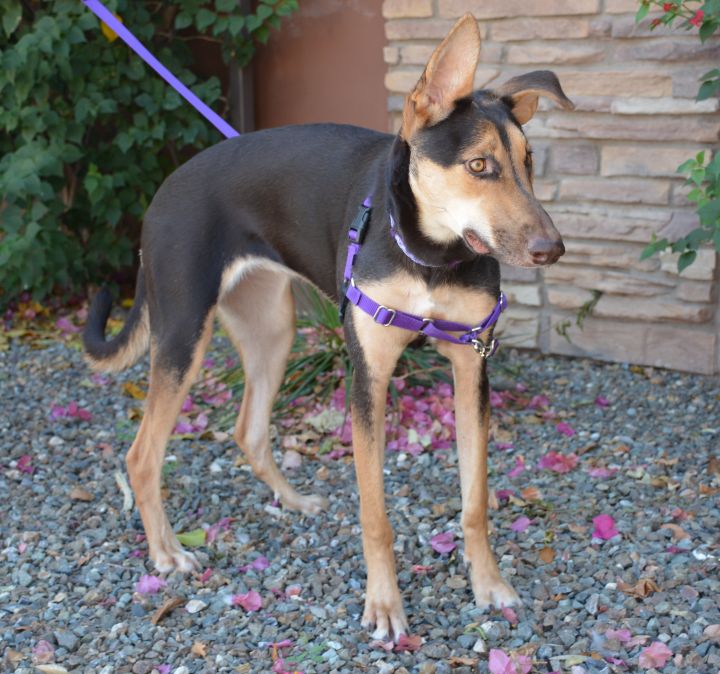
[471,574,520,610]
[362,591,408,641]
[152,540,199,574]
[281,492,328,516]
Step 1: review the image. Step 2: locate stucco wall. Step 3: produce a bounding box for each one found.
[382,0,720,374]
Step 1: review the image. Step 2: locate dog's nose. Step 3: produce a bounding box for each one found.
[528,238,565,265]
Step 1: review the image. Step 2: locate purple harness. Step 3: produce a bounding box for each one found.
[341,198,507,358]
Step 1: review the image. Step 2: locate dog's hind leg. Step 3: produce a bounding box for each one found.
[126,311,215,573]
[218,267,327,515]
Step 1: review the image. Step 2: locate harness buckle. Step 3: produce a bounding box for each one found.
[471,337,497,358]
[420,318,433,333]
[373,305,397,327]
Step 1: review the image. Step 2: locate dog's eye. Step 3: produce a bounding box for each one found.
[467,158,487,174]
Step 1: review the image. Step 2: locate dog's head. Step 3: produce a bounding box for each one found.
[398,14,574,268]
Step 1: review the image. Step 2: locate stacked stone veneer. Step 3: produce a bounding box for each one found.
[382,0,720,374]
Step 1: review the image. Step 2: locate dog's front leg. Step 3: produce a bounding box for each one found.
[345,310,411,640]
[438,341,520,609]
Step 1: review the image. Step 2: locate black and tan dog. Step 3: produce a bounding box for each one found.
[84,14,573,639]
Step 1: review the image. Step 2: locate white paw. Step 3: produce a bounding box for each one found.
[362,593,408,641]
[472,575,520,610]
[152,543,199,574]
[282,492,328,516]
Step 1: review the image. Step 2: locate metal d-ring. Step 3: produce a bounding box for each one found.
[471,337,497,358]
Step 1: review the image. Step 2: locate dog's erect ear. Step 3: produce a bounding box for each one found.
[494,70,574,125]
[401,13,481,139]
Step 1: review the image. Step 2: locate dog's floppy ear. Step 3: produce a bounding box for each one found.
[494,70,575,125]
[401,13,481,139]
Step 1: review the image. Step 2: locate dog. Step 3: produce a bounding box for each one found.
[83,13,573,639]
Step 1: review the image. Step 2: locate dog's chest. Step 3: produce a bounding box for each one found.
[359,271,497,325]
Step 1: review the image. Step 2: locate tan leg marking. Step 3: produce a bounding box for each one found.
[436,288,519,610]
[219,269,326,514]
[126,312,215,574]
[349,303,416,640]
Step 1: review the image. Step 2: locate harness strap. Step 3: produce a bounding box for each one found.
[340,198,507,357]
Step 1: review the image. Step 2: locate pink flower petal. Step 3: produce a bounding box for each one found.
[156,665,171,674]
[198,568,213,583]
[592,514,620,540]
[495,441,515,450]
[251,555,270,571]
[32,640,55,665]
[395,633,422,652]
[231,589,262,612]
[135,574,167,594]
[286,584,302,598]
[50,404,67,419]
[639,641,672,669]
[528,394,550,409]
[495,489,514,502]
[17,455,34,474]
[510,516,531,533]
[180,395,194,413]
[538,451,578,473]
[488,649,512,674]
[605,628,632,643]
[508,456,526,478]
[411,564,433,574]
[430,531,456,554]
[588,466,616,478]
[56,316,81,334]
[555,421,576,437]
[501,605,518,624]
[595,395,610,408]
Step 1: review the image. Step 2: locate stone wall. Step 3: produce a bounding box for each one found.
[382,0,720,374]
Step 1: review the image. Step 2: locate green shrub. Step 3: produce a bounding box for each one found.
[0,0,297,306]
[636,0,720,272]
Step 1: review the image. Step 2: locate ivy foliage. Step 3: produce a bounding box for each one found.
[0,0,297,305]
[636,0,720,271]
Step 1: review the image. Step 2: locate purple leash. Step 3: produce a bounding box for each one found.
[342,198,507,358]
[83,0,239,140]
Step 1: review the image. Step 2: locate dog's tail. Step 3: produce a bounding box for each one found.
[83,267,150,373]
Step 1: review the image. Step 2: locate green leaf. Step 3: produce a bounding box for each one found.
[677,250,697,273]
[635,2,650,23]
[216,0,237,11]
[174,11,193,30]
[640,236,669,260]
[2,1,22,37]
[196,8,216,31]
[176,528,206,548]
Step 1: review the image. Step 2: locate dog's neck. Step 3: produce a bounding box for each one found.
[386,137,473,268]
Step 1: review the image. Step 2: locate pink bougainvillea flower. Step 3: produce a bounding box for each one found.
[495,441,515,451]
[155,665,171,674]
[594,395,610,408]
[605,628,632,643]
[501,605,518,624]
[18,542,28,554]
[180,395,194,413]
[430,531,456,554]
[56,316,82,334]
[251,555,270,571]
[198,567,213,583]
[231,590,262,612]
[490,390,506,408]
[555,421,576,437]
[639,641,672,669]
[285,584,302,598]
[202,358,215,369]
[90,373,110,386]
[411,564,434,574]
[32,640,55,665]
[510,516,531,533]
[527,394,550,410]
[395,633,423,652]
[488,648,532,674]
[205,516,233,544]
[507,457,526,478]
[17,455,34,474]
[662,2,676,10]
[173,420,194,434]
[496,489,514,502]
[689,9,704,27]
[588,466,616,478]
[135,574,167,594]
[592,514,620,540]
[539,451,578,473]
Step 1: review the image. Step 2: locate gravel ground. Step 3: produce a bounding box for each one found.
[1,334,719,674]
